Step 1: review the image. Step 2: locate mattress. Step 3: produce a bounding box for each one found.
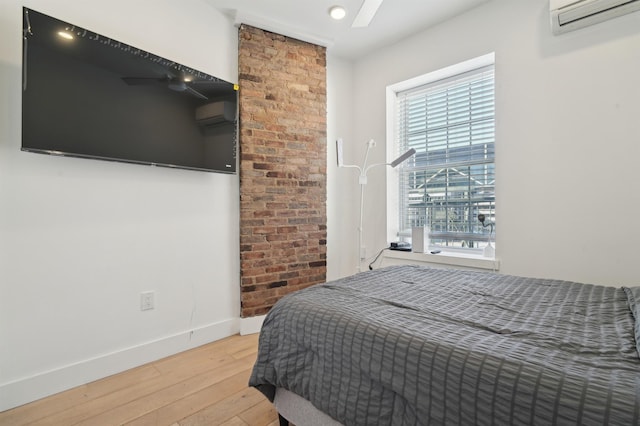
[249,265,640,425]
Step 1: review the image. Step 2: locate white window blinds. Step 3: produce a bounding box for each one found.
[395,64,495,250]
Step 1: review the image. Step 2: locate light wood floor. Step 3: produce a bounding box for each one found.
[0,333,278,426]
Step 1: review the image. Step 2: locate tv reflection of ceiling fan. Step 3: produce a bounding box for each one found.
[122,75,221,100]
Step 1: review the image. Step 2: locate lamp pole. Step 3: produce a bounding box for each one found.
[337,139,415,272]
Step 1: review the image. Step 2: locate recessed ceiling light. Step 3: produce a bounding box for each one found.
[57,31,73,40]
[329,6,347,21]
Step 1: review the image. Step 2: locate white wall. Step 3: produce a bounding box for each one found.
[0,0,240,410]
[326,55,357,280]
[349,0,640,285]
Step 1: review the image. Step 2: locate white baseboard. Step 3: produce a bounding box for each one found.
[239,315,266,335]
[0,318,240,412]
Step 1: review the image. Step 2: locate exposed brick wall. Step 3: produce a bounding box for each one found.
[238,25,327,318]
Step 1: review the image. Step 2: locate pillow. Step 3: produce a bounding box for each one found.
[622,286,640,358]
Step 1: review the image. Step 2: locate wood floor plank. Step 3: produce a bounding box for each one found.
[225,334,260,360]
[153,335,251,375]
[28,352,244,425]
[218,417,250,426]
[0,334,272,426]
[75,355,256,426]
[0,364,161,425]
[123,370,254,426]
[177,386,267,426]
[237,399,278,426]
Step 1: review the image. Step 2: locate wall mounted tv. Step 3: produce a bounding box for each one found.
[21,8,238,174]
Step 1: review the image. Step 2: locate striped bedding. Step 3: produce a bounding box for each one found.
[249,265,640,425]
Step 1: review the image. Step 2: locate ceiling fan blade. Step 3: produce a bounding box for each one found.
[123,77,207,99]
[352,0,384,28]
[185,86,208,100]
[121,77,162,85]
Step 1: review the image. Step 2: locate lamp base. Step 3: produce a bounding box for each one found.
[483,243,495,258]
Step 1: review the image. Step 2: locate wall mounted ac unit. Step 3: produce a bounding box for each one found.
[195,101,236,127]
[550,0,640,34]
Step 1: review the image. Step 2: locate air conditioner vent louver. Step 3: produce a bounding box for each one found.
[550,0,640,34]
[195,101,236,126]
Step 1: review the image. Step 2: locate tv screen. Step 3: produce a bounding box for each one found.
[21,8,238,174]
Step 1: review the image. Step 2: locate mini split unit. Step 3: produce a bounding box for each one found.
[550,0,640,34]
[195,101,236,127]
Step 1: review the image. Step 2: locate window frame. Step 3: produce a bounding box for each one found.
[385,53,496,254]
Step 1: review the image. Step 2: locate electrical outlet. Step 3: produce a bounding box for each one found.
[140,291,154,311]
[360,246,367,259]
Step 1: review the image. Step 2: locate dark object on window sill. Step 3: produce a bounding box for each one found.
[390,242,411,251]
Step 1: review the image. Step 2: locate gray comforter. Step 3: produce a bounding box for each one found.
[249,265,640,425]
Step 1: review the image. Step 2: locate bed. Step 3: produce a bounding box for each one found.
[249,265,640,425]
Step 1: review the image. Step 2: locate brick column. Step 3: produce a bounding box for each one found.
[238,25,327,317]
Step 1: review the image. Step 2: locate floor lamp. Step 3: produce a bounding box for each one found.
[337,139,416,272]
[477,214,495,258]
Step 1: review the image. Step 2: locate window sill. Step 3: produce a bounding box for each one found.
[381,249,500,272]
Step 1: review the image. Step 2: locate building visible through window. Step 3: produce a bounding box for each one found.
[392,58,495,253]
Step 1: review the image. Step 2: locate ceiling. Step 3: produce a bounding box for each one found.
[203,0,492,59]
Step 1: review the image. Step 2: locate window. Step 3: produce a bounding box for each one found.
[389,55,495,253]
